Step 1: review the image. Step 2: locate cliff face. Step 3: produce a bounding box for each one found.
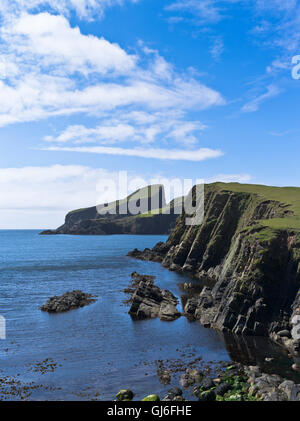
[41,185,178,235]
[129,183,300,343]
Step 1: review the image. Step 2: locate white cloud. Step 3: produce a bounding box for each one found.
[45,110,208,146]
[45,123,136,144]
[2,12,136,76]
[0,164,144,228]
[0,165,112,209]
[0,75,224,127]
[42,145,223,161]
[0,164,112,228]
[0,12,225,128]
[241,85,281,113]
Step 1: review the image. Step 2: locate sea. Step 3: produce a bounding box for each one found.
[0,230,298,400]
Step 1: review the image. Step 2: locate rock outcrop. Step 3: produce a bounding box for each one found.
[125,272,181,321]
[128,183,300,351]
[40,185,178,236]
[40,290,96,313]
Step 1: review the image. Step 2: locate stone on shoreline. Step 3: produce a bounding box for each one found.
[115,389,134,401]
[125,272,181,321]
[142,394,160,401]
[40,290,96,313]
[115,362,300,401]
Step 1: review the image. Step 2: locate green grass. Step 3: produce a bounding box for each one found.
[210,182,300,231]
[136,196,185,218]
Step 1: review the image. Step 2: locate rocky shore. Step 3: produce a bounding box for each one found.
[40,290,96,313]
[124,272,181,321]
[115,363,300,401]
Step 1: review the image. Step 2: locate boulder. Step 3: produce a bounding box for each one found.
[125,273,181,321]
[215,383,232,396]
[142,394,160,401]
[277,330,291,338]
[115,389,134,401]
[40,290,96,313]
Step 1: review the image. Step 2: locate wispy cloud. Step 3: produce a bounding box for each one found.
[210,37,224,60]
[165,0,224,24]
[205,173,253,183]
[166,1,300,73]
[268,128,300,137]
[42,145,224,161]
[241,85,282,113]
[0,0,140,20]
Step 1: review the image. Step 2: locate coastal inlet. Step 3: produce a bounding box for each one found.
[0,230,299,400]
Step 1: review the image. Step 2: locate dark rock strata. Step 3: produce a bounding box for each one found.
[128,183,300,356]
[40,290,96,313]
[125,272,181,321]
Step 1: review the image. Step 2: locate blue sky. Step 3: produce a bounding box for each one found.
[0,0,300,228]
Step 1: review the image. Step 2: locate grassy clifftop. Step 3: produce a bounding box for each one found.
[210,182,300,231]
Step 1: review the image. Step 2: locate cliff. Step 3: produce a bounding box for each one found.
[128,183,300,349]
[40,185,179,235]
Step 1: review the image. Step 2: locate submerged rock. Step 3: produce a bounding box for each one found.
[180,369,203,388]
[115,389,134,401]
[125,272,181,321]
[198,389,216,401]
[157,369,171,384]
[40,290,96,313]
[142,394,160,401]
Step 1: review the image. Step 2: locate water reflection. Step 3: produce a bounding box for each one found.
[219,331,300,382]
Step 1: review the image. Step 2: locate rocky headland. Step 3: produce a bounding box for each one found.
[125,272,181,321]
[128,182,300,358]
[40,185,178,236]
[40,290,96,313]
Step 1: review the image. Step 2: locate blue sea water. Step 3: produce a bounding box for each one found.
[0,231,297,400]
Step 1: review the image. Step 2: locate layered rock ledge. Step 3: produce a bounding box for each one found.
[128,183,300,357]
[125,272,181,321]
[40,290,96,313]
